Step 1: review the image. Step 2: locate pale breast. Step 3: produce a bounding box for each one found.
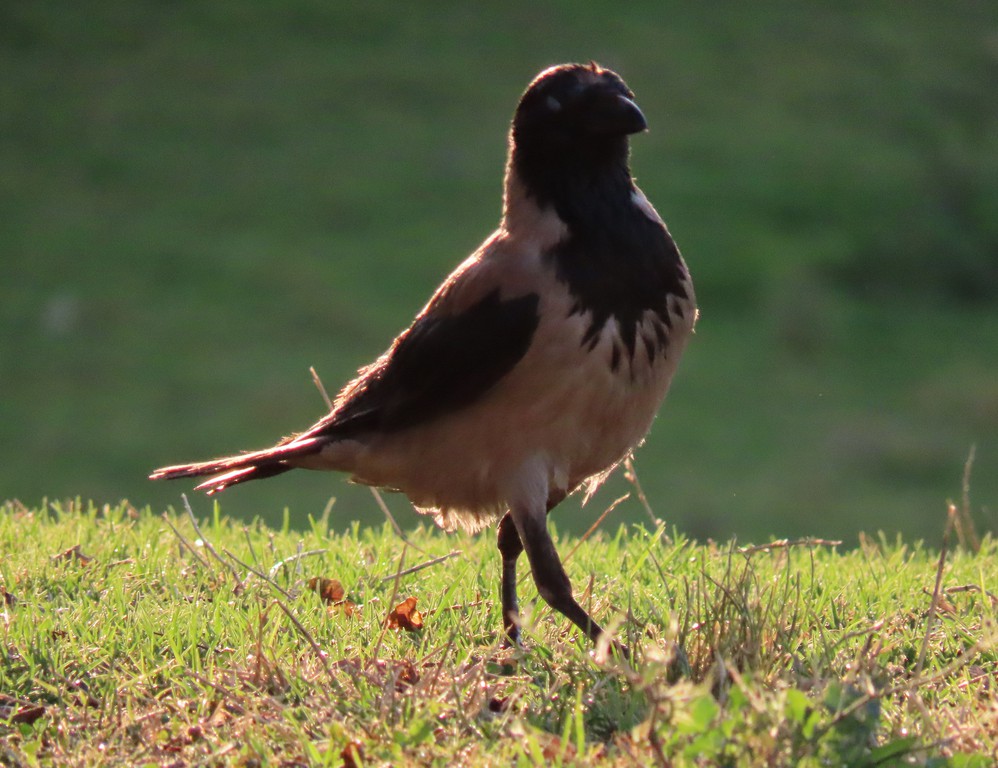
[346,258,695,530]
[335,186,696,531]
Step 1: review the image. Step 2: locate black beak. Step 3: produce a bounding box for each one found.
[586,92,648,136]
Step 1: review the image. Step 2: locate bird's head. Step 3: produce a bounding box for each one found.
[511,63,646,162]
[507,63,646,213]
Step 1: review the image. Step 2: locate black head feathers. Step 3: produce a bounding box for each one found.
[509,63,647,211]
[512,63,646,153]
[507,64,688,365]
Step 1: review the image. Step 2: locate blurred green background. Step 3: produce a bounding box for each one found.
[3,1,996,544]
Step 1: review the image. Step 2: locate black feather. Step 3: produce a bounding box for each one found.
[547,190,687,359]
[511,64,688,362]
[319,289,540,437]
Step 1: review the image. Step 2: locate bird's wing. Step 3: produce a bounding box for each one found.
[304,249,541,441]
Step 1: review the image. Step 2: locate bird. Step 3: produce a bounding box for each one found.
[150,62,697,651]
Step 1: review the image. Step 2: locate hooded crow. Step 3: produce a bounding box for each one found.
[151,62,697,650]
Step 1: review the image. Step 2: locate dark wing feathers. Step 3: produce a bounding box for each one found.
[311,288,540,439]
[150,288,539,490]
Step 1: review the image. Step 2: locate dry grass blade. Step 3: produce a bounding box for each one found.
[309,365,334,410]
[563,493,629,565]
[738,538,842,555]
[368,543,408,667]
[378,550,461,583]
[624,457,660,526]
[242,525,261,568]
[915,505,954,680]
[945,584,998,606]
[270,597,341,689]
[368,488,430,555]
[183,494,244,586]
[956,445,980,553]
[162,511,210,569]
[223,549,293,601]
[268,548,328,579]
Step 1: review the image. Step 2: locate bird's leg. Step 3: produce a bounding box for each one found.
[496,512,524,647]
[497,491,566,647]
[509,496,605,646]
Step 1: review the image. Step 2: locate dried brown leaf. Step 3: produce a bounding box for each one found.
[51,544,94,566]
[308,576,358,617]
[385,596,424,631]
[396,659,421,688]
[341,740,364,768]
[0,696,45,724]
[309,577,345,603]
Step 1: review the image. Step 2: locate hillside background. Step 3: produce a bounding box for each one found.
[2,1,996,543]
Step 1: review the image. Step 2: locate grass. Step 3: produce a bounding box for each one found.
[2,1,997,541]
[1,496,995,766]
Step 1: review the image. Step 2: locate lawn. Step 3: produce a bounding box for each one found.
[0,499,995,765]
[2,1,997,542]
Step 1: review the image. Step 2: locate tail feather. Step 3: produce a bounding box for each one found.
[149,436,324,492]
[194,463,293,494]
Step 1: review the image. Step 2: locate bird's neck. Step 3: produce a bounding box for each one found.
[502,142,689,365]
[505,140,634,230]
